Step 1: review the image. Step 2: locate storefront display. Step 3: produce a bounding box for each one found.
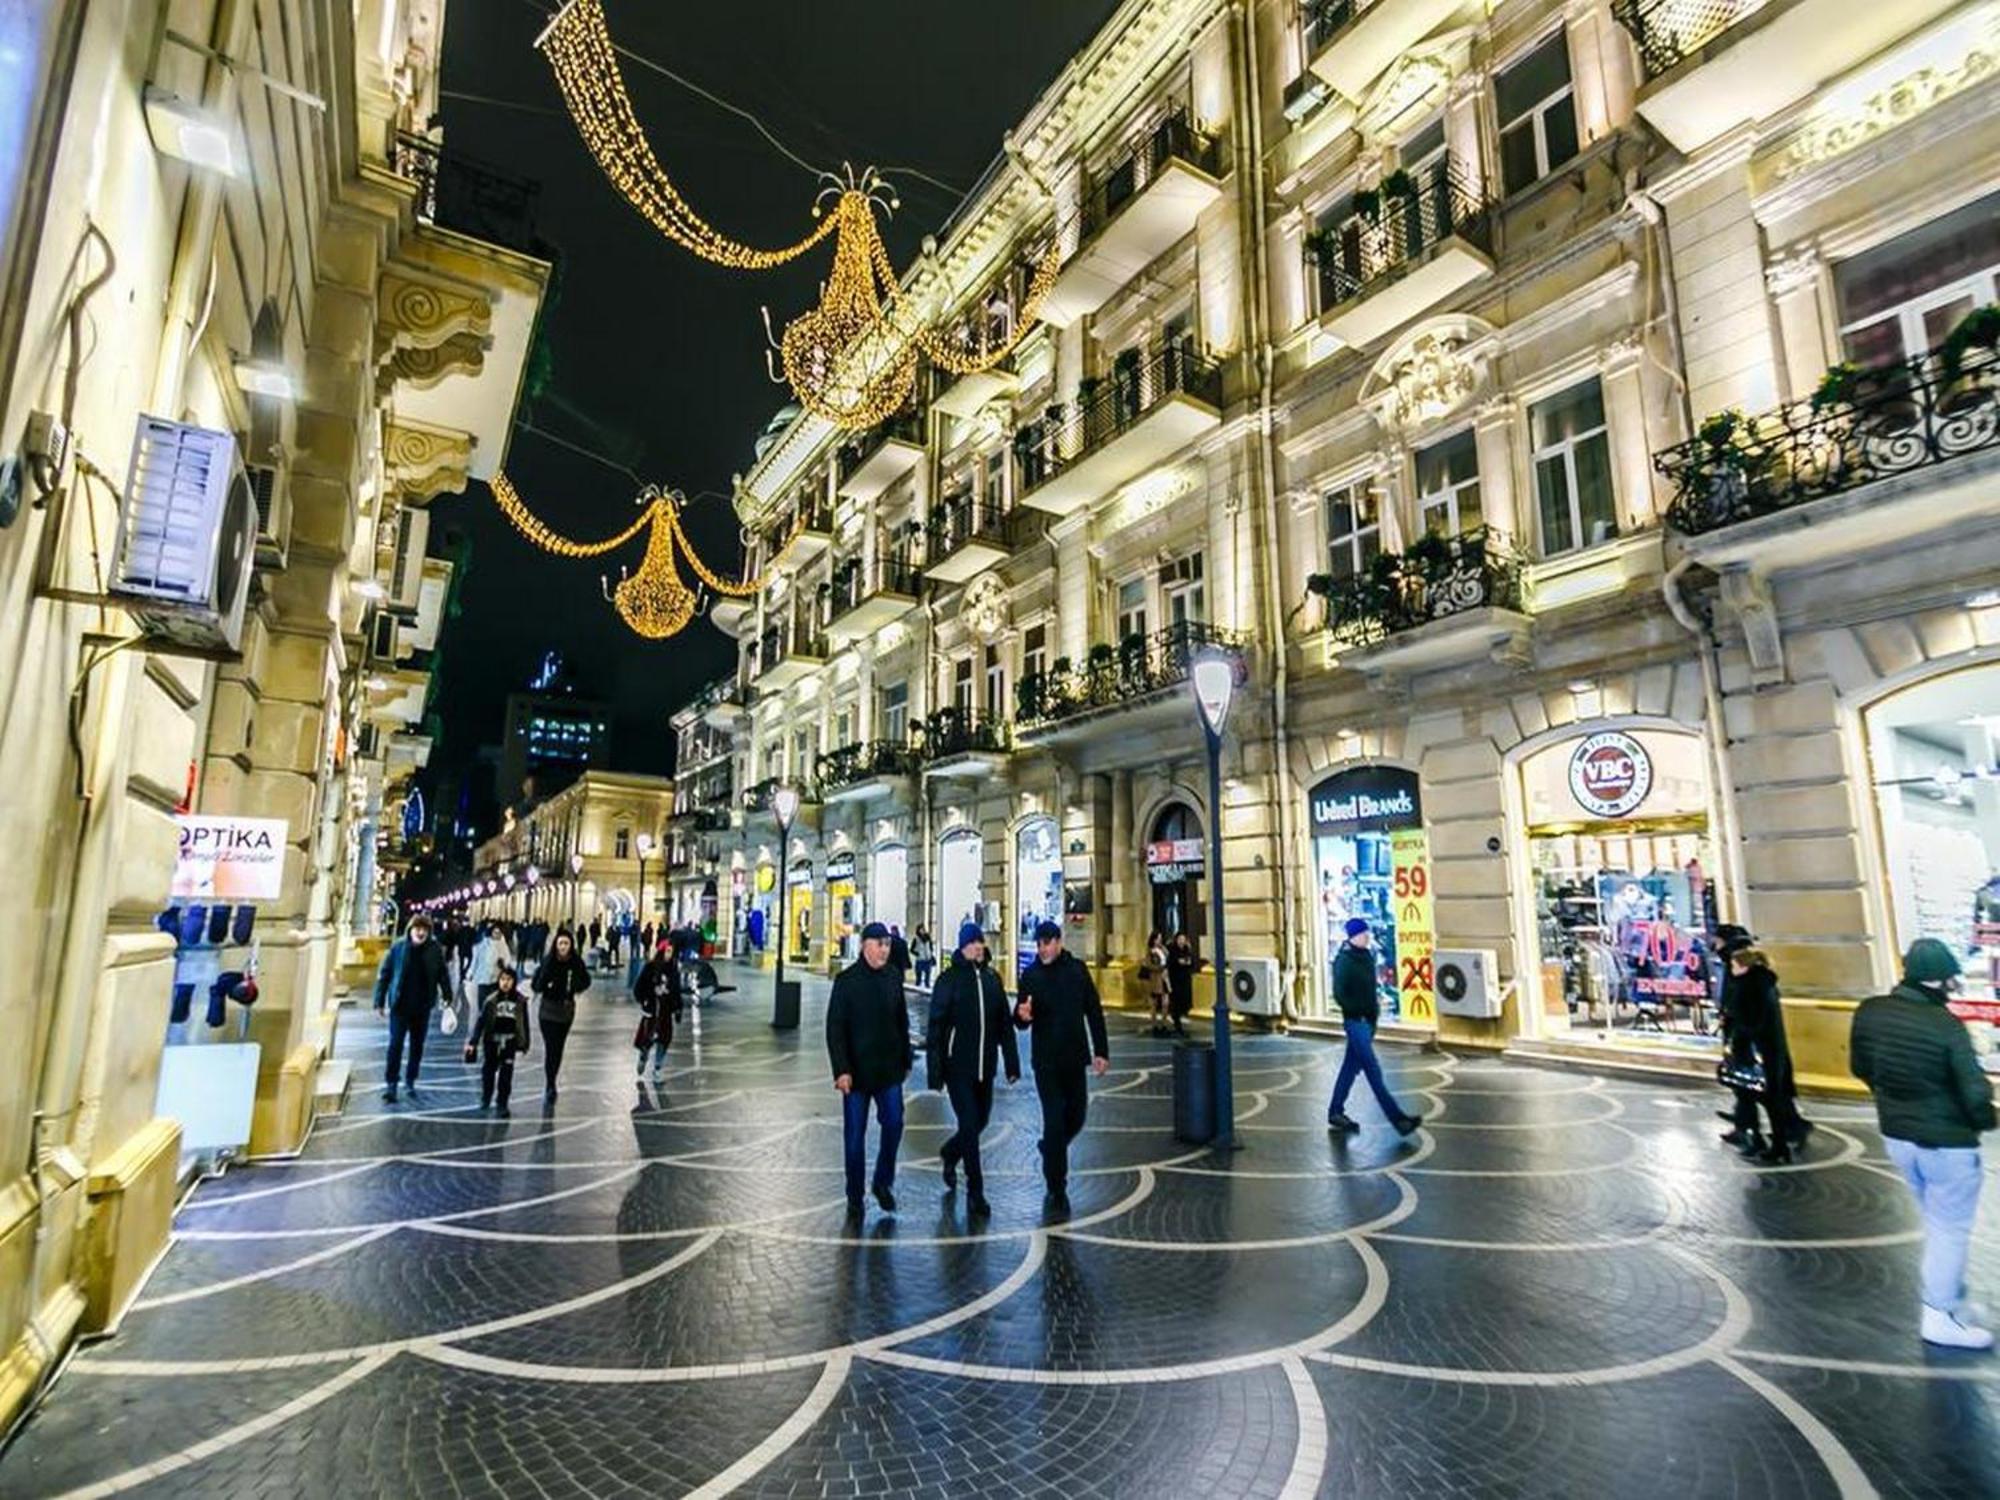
[1015,817,1062,972]
[827,851,859,961]
[787,861,813,962]
[1146,803,1205,948]
[871,844,908,938]
[938,829,983,941]
[1307,765,1432,1025]
[1522,727,1720,1039]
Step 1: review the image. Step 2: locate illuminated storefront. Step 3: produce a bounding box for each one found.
[938,828,984,940]
[1145,802,1206,951]
[1306,766,1434,1026]
[1014,817,1062,973]
[871,843,909,938]
[827,850,859,962]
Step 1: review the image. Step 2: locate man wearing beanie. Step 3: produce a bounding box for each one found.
[927,920,1019,1218]
[826,922,913,1217]
[1852,938,1996,1349]
[1014,918,1108,1213]
[1326,917,1421,1137]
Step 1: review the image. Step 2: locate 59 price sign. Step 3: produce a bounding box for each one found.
[1389,828,1436,1024]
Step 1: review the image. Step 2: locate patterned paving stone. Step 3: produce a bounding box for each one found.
[1748,1362,2000,1500]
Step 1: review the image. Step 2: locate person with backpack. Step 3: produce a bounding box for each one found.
[531,929,592,1106]
[464,964,531,1115]
[632,937,683,1084]
[927,922,1019,1219]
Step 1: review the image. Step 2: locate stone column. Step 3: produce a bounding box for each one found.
[1565,0,1635,145]
[1599,336,1658,530]
[1766,249,1834,402]
[1472,398,1522,543]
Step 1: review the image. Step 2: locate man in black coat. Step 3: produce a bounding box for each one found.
[927,925,1019,1217]
[1012,920,1108,1212]
[827,922,913,1216]
[1326,918,1420,1136]
[373,914,454,1102]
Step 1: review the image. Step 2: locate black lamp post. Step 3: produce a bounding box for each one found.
[1191,647,1237,1147]
[771,784,802,1029]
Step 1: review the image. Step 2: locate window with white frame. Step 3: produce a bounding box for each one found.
[1836,193,2000,367]
[1496,33,1579,196]
[881,681,909,743]
[615,828,630,860]
[835,707,854,749]
[983,644,1005,720]
[1115,576,1150,643]
[1531,379,1617,556]
[1323,481,1381,582]
[983,449,1006,510]
[951,656,974,713]
[1414,430,1483,538]
[1021,622,1048,683]
[792,727,814,782]
[1161,553,1206,626]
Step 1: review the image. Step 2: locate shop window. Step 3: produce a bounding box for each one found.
[881,680,908,743]
[1162,552,1205,627]
[1307,765,1434,1026]
[1324,481,1381,582]
[1116,575,1150,644]
[1496,32,1579,196]
[1836,193,2000,366]
[938,828,984,938]
[1146,802,1206,949]
[1531,379,1617,556]
[1015,817,1063,974]
[1414,429,1482,538]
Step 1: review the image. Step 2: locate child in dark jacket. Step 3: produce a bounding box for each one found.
[465,965,531,1114]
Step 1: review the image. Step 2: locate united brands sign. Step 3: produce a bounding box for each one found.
[1307,765,1424,837]
[172,815,288,900]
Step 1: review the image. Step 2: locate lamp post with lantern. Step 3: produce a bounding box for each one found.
[1191,647,1238,1147]
[771,784,801,1029]
[569,850,585,933]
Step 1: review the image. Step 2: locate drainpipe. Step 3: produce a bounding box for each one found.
[1662,556,1747,922]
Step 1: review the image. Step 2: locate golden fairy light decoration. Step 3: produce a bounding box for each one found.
[490,472,803,640]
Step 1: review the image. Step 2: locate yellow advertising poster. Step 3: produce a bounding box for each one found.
[1390,827,1436,1026]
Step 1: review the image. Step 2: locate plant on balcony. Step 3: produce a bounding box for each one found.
[1940,303,2000,380]
[1382,169,1418,202]
[1302,225,1343,266]
[1809,362,1862,412]
[1087,642,1116,669]
[1352,187,1382,225]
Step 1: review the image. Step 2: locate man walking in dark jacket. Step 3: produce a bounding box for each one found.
[1852,939,1997,1349]
[373,914,454,1102]
[827,922,913,1216]
[1327,918,1421,1137]
[1013,920,1107,1213]
[928,927,1020,1218]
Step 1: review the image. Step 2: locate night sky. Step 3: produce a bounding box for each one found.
[420,0,1121,841]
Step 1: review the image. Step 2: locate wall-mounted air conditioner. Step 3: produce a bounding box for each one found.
[1229,957,1283,1018]
[1436,949,1503,1020]
[366,608,400,664]
[111,416,255,653]
[246,460,290,571]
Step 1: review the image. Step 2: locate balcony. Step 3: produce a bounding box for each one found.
[835,414,925,504]
[1015,622,1250,744]
[816,740,920,805]
[1311,159,1493,354]
[393,132,542,258]
[1307,527,1531,675]
[748,626,827,691]
[762,495,836,565]
[917,708,1011,781]
[670,806,734,834]
[1044,112,1227,327]
[825,557,922,644]
[692,677,752,732]
[925,494,1036,584]
[1304,0,1468,104]
[1657,343,2000,572]
[1016,344,1224,518]
[1611,0,1958,153]
[934,358,1020,421]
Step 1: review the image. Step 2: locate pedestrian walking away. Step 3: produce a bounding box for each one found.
[633,937,683,1084]
[373,914,454,1102]
[927,923,1020,1218]
[1851,938,1997,1350]
[1014,919,1108,1213]
[826,921,913,1216]
[911,926,936,989]
[888,924,912,984]
[532,930,592,1106]
[1327,918,1422,1137]
[1165,932,1201,1037]
[464,964,531,1114]
[1714,927,1807,1163]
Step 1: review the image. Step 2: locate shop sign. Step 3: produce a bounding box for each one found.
[1568,731,1654,818]
[1309,765,1423,837]
[1389,828,1436,1024]
[825,852,857,882]
[786,863,812,887]
[755,864,776,894]
[173,815,287,900]
[1146,838,1205,884]
[1628,917,1711,1000]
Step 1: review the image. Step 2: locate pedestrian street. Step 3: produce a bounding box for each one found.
[5,964,1996,1499]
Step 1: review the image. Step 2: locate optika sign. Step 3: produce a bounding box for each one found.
[172,815,288,900]
[1568,732,1653,818]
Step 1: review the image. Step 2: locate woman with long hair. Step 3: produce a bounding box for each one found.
[531,929,592,1106]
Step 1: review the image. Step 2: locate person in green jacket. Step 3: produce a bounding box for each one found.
[1851,938,1997,1350]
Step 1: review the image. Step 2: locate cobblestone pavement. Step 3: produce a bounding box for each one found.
[6,963,1997,1498]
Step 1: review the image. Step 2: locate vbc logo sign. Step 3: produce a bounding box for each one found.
[1567,731,1653,818]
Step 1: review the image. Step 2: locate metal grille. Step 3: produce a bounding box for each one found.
[1016,342,1223,497]
[1610,0,1759,80]
[1311,156,1492,311]
[1308,527,1528,648]
[1016,621,1249,729]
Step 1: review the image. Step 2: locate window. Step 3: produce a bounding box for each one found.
[1836,193,2000,366]
[1395,117,1451,255]
[984,644,1006,720]
[1414,430,1482,538]
[1161,553,1206,626]
[952,656,974,713]
[1022,622,1048,683]
[1531,380,1617,556]
[615,828,630,860]
[1324,482,1381,582]
[1116,576,1150,643]
[983,449,1006,509]
[792,727,813,781]
[1312,194,1367,303]
[836,707,853,748]
[1497,33,1579,196]
[882,681,909,743]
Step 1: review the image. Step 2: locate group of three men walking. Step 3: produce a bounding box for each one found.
[826,917,1108,1219]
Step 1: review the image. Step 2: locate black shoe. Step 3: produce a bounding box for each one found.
[845,1198,864,1219]
[1756,1142,1794,1166]
[1046,1189,1070,1215]
[495,1103,510,1118]
[1327,1111,1361,1133]
[967,1196,992,1219]
[940,1149,957,1192]
[1720,1128,1754,1147]
[1788,1119,1816,1146]
[381,1085,398,1103]
[1736,1131,1767,1158]
[874,1185,897,1213]
[479,1097,492,1112]
[1393,1114,1422,1137]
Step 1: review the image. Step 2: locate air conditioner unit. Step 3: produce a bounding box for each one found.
[1229,957,1283,1018]
[366,608,400,664]
[388,506,430,615]
[1436,948,1503,1020]
[246,460,290,570]
[111,416,255,652]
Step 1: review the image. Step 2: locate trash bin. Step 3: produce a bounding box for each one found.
[1173,1041,1216,1143]
[770,979,801,1031]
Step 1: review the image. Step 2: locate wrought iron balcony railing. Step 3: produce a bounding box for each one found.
[393,132,543,257]
[1079,109,1226,244]
[1312,157,1491,311]
[1302,0,1385,56]
[816,740,920,798]
[835,411,925,483]
[826,556,923,619]
[1308,527,1527,649]
[1015,342,1223,496]
[750,624,827,679]
[671,805,734,833]
[1016,621,1250,729]
[1658,344,2000,535]
[1611,0,1759,81]
[916,707,1010,760]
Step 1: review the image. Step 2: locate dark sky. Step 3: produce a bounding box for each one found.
[421,0,1120,837]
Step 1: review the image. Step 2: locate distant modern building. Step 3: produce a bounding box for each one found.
[496,653,610,805]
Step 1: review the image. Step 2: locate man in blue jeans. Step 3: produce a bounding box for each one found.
[373,914,455,1103]
[826,922,913,1217]
[1327,917,1421,1136]
[1852,938,1996,1349]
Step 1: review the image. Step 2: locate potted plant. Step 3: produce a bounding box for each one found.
[1810,362,1860,412]
[1382,169,1418,202]
[1087,642,1116,668]
[1302,225,1342,266]
[1939,303,2000,380]
[1352,186,1382,225]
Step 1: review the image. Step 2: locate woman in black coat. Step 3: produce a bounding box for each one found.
[531,930,592,1105]
[1165,933,1203,1037]
[1719,945,1803,1163]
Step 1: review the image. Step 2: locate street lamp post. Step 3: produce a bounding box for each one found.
[525,865,540,929]
[634,833,656,984]
[569,851,584,932]
[771,784,801,1030]
[1191,648,1238,1147]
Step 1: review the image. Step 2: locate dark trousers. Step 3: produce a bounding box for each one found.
[481,1045,516,1107]
[385,1007,430,1086]
[1035,1067,1090,1190]
[1330,1019,1405,1121]
[541,1018,572,1092]
[842,1083,904,1204]
[943,1076,995,1198]
[1735,1084,1802,1141]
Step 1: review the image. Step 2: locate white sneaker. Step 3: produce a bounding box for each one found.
[651,1069,665,1084]
[1921,1304,1995,1350]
